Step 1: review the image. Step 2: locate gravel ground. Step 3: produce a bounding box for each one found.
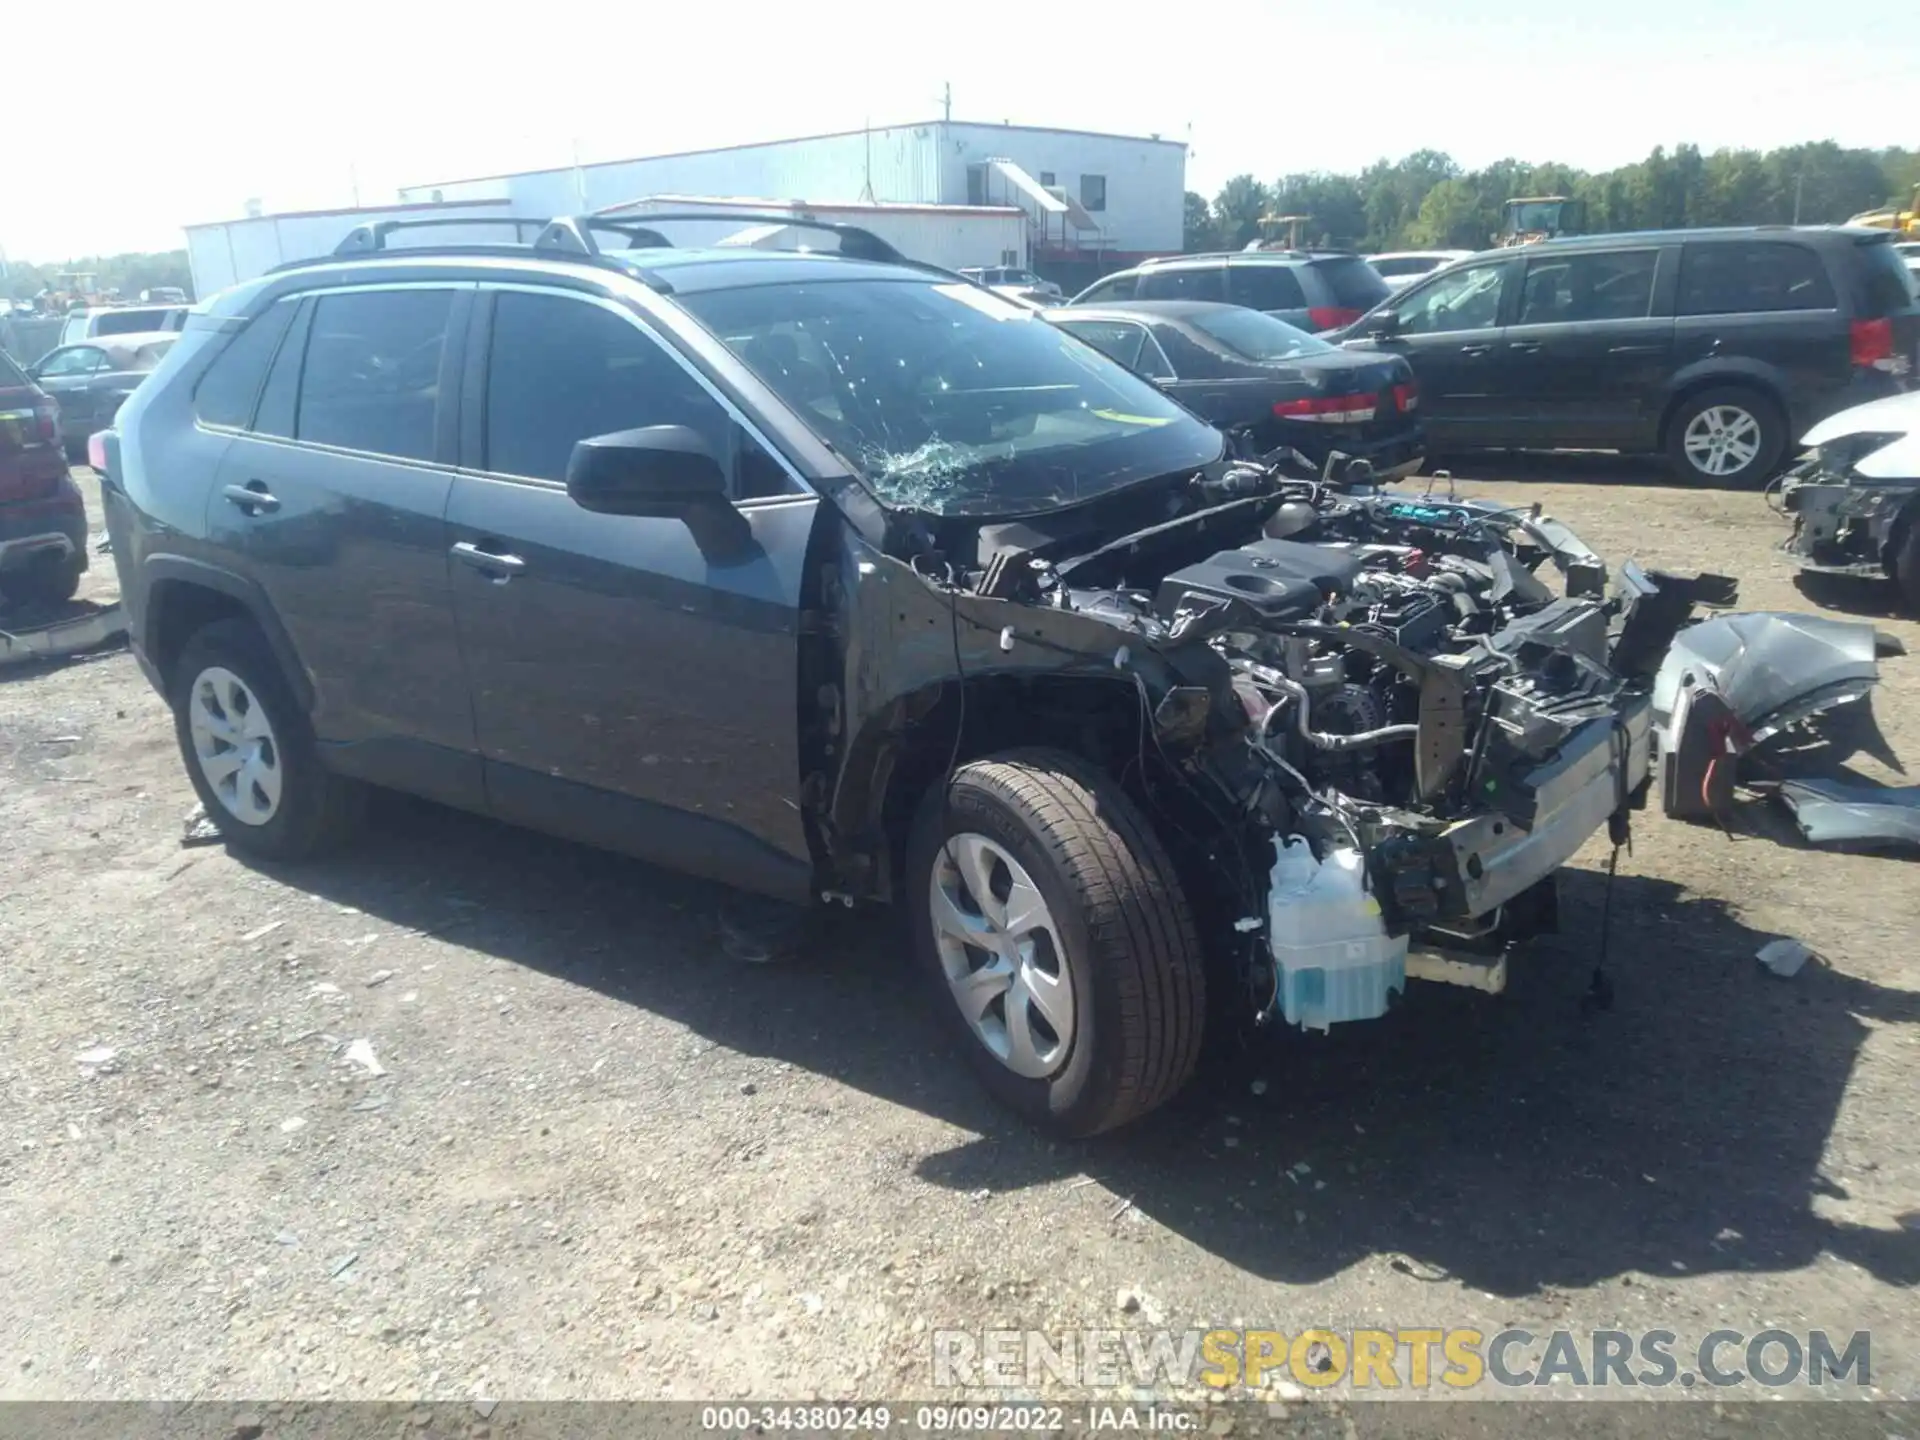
[2,460,1916,1409]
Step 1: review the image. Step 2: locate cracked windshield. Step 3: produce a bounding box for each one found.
[682,279,1221,515]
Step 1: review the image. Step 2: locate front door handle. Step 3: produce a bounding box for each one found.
[1457,344,1494,357]
[222,481,280,514]
[1507,341,1542,354]
[451,540,528,581]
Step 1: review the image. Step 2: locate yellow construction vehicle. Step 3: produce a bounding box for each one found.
[1496,196,1586,247]
[1847,184,1920,238]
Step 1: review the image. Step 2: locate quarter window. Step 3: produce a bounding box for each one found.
[1677,243,1836,316]
[295,290,453,461]
[484,291,789,499]
[1229,265,1307,313]
[194,301,296,429]
[1516,249,1658,325]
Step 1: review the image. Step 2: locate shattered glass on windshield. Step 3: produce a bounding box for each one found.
[682,279,1221,517]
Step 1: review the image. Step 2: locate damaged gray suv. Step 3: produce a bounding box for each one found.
[99,216,1717,1136]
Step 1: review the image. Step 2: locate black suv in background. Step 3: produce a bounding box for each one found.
[1070,250,1392,334]
[1338,225,1917,485]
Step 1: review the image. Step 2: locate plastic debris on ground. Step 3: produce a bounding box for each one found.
[1756,938,1814,979]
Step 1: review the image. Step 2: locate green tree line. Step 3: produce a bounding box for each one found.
[2,250,195,303]
[1185,142,1920,253]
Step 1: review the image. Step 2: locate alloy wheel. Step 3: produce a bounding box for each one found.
[928,833,1075,1079]
[188,666,284,826]
[1682,404,1762,478]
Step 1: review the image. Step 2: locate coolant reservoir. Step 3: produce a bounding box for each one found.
[1265,501,1318,539]
[1267,837,1408,1031]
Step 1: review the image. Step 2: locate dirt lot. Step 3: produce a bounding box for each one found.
[2,460,1917,1408]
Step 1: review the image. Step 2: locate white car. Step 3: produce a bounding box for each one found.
[1367,250,1475,291]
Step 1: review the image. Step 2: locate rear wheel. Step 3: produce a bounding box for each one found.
[170,619,365,861]
[1665,387,1785,487]
[906,749,1205,1137]
[0,556,83,609]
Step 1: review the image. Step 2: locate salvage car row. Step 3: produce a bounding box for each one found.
[52,210,1904,1149]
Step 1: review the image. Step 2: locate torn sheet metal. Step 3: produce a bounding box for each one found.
[0,603,126,668]
[1652,611,1882,747]
[1776,777,1920,850]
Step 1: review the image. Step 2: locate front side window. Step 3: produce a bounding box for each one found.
[1394,263,1508,335]
[195,301,297,429]
[296,290,453,461]
[1677,243,1836,316]
[1516,249,1658,325]
[37,347,105,378]
[1073,273,1139,304]
[680,279,1221,517]
[1139,266,1227,303]
[1056,319,1149,371]
[1081,174,1107,212]
[483,291,788,499]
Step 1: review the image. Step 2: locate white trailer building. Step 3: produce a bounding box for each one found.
[184,199,521,297]
[596,195,1029,273]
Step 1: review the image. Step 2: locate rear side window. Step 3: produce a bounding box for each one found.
[1677,242,1836,316]
[194,302,297,429]
[94,309,168,337]
[1516,249,1659,325]
[1850,242,1917,317]
[1075,273,1139,304]
[485,291,789,499]
[1228,265,1306,312]
[1313,256,1393,310]
[296,290,453,461]
[1139,266,1227,303]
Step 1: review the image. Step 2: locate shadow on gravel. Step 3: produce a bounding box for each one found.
[1792,569,1909,620]
[244,793,1920,1299]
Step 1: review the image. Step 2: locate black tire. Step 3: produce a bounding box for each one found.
[1663,386,1786,488]
[906,749,1205,1138]
[170,618,365,861]
[0,557,82,608]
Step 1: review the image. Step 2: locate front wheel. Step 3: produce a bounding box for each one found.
[906,750,1205,1138]
[1665,387,1785,487]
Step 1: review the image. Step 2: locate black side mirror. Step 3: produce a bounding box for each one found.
[1371,309,1402,338]
[566,425,752,557]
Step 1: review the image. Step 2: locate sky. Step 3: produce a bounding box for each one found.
[3,0,1914,263]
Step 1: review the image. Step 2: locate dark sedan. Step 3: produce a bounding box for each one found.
[28,333,179,457]
[1046,301,1422,478]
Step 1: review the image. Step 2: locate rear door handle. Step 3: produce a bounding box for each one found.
[1507,341,1542,354]
[1607,344,1665,355]
[1457,344,1494,357]
[451,540,528,581]
[222,482,280,514]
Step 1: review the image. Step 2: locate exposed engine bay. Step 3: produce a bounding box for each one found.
[861,453,1733,1032]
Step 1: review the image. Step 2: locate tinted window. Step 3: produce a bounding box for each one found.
[1229,265,1306,312]
[0,350,28,387]
[94,308,172,337]
[254,300,313,439]
[296,290,452,460]
[1139,266,1227,303]
[1516,249,1658,325]
[1370,256,1441,279]
[1189,308,1332,361]
[1314,256,1393,309]
[1074,273,1139,304]
[1057,319,1148,371]
[1394,263,1507,335]
[1852,242,1917,317]
[485,291,788,499]
[680,279,1221,517]
[1081,175,1107,212]
[194,301,297,429]
[1677,242,1836,316]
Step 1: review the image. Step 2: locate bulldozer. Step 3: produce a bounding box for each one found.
[1496,196,1587,247]
[1847,183,1920,238]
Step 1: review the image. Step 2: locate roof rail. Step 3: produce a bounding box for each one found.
[549,211,910,264]
[332,217,548,255]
